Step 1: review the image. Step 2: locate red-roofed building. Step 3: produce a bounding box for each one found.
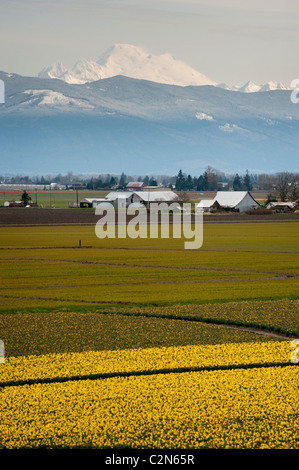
[126,181,145,191]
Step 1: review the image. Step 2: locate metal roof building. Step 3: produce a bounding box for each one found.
[214,191,260,212]
[135,191,179,207]
[196,191,260,213]
[196,199,221,212]
[126,182,145,191]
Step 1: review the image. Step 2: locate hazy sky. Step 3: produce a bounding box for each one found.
[1,0,298,86]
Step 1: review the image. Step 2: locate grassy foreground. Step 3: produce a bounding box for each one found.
[0,222,298,310]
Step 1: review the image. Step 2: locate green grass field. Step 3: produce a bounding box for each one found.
[0,222,298,311]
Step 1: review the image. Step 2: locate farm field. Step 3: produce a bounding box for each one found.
[0,219,298,449]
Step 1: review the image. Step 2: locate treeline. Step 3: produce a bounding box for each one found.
[1,169,299,200]
[175,167,253,191]
[174,168,299,201]
[0,172,162,190]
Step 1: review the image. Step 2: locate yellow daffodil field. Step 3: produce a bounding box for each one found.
[0,341,298,449]
[0,221,298,449]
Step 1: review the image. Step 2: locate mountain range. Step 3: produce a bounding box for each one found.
[38,44,289,93]
[0,45,298,177]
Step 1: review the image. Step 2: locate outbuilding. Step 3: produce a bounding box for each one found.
[196,199,221,212]
[134,191,179,208]
[213,191,260,212]
[126,182,145,191]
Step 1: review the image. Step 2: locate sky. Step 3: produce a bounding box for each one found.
[0,0,298,87]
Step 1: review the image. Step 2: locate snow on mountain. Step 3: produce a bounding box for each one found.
[237,81,262,93]
[22,89,94,109]
[217,83,241,92]
[1,71,299,176]
[38,44,291,93]
[219,80,289,93]
[259,81,289,92]
[38,43,217,87]
[38,63,68,81]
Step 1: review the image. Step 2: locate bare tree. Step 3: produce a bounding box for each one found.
[276,172,291,202]
[289,174,299,201]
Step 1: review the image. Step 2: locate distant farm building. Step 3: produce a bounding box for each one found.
[144,186,172,192]
[105,192,136,208]
[134,191,179,208]
[196,191,260,213]
[196,199,221,212]
[265,201,299,212]
[80,198,110,208]
[80,190,179,209]
[126,182,145,191]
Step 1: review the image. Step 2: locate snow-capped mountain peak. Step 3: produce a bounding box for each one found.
[38,44,290,92]
[237,81,262,93]
[38,44,217,87]
[259,81,288,92]
[39,62,68,80]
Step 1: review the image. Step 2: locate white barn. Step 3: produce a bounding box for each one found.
[214,191,260,212]
[134,191,179,208]
[196,191,260,213]
[105,192,136,208]
[80,190,179,209]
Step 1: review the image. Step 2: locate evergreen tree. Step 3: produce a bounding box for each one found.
[149,177,158,186]
[118,172,127,189]
[233,174,243,191]
[21,190,31,206]
[243,170,252,191]
[196,172,209,191]
[175,169,186,191]
[186,174,194,190]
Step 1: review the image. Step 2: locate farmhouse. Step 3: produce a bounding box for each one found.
[196,191,260,213]
[126,182,145,191]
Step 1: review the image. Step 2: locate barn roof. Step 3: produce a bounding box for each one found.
[106,191,134,200]
[136,191,178,202]
[126,182,145,188]
[214,191,255,208]
[197,199,218,208]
